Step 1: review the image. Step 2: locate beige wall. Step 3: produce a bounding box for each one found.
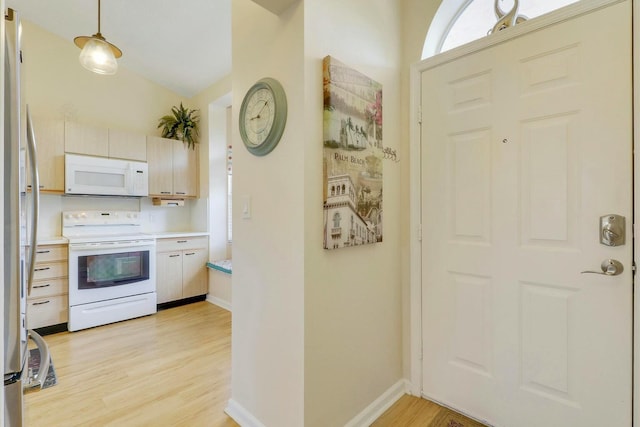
[303,1,403,426]
[191,75,233,235]
[230,0,425,425]
[21,20,187,133]
[230,1,306,426]
[192,77,233,304]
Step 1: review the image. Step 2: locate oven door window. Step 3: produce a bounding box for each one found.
[78,250,150,289]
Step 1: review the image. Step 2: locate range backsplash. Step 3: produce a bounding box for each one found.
[38,194,205,238]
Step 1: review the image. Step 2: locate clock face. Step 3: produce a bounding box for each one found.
[239,78,287,156]
[243,88,276,147]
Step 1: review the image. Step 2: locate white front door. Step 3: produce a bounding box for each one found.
[420,2,632,426]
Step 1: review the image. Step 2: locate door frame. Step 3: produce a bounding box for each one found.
[408,0,638,421]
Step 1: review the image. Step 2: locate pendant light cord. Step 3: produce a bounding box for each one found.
[97,0,101,34]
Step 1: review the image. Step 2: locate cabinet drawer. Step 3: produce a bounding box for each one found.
[33,261,68,281]
[27,295,68,329]
[157,236,208,252]
[29,278,68,299]
[34,245,67,263]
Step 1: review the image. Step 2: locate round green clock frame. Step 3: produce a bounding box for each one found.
[239,77,288,156]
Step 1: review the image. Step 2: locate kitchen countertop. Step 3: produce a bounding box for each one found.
[148,231,210,239]
[37,237,68,245]
[35,232,208,245]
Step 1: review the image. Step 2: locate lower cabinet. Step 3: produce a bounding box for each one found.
[27,244,69,329]
[156,236,208,304]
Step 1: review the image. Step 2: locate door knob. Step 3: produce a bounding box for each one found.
[581,259,624,276]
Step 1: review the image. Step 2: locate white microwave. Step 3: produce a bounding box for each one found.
[65,154,149,197]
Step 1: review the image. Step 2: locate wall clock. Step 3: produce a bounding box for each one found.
[239,77,288,156]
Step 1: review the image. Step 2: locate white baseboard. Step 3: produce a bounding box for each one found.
[225,380,410,427]
[206,295,232,312]
[344,379,410,427]
[225,398,266,427]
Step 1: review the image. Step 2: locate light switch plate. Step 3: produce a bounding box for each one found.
[241,195,251,219]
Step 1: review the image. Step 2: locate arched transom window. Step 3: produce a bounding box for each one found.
[423,0,580,58]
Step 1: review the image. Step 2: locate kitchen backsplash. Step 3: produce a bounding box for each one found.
[39,194,203,238]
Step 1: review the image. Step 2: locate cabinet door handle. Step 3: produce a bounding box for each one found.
[36,250,50,254]
[176,192,186,195]
[33,284,51,289]
[32,300,50,306]
[185,252,195,256]
[160,191,171,194]
[34,267,50,272]
[169,254,180,258]
[177,240,187,243]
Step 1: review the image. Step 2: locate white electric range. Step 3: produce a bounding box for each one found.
[62,211,156,331]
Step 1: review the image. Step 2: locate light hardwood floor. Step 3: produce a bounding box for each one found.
[372,395,448,426]
[25,302,484,427]
[25,302,238,427]
[372,395,488,427]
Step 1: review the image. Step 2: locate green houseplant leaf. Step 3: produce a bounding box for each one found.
[157,102,200,149]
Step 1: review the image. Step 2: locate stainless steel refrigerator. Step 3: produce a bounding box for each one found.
[4,8,51,426]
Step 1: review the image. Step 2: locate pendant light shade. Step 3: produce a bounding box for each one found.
[74,0,122,75]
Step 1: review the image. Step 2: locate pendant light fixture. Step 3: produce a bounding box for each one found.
[74,0,122,75]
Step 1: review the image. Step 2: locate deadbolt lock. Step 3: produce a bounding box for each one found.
[600,214,625,247]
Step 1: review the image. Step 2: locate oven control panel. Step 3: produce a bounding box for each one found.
[63,211,142,227]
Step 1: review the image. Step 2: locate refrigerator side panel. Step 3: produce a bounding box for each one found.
[4,380,22,426]
[3,9,23,378]
[0,0,5,424]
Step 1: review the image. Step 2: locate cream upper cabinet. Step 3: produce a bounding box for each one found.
[28,118,65,193]
[108,129,147,161]
[173,142,198,197]
[147,136,198,197]
[147,136,174,195]
[65,121,147,162]
[65,121,109,157]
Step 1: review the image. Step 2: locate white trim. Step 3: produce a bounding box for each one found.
[633,1,639,425]
[206,295,232,312]
[408,61,423,397]
[344,379,410,427]
[422,0,471,58]
[409,0,633,413]
[225,399,266,427]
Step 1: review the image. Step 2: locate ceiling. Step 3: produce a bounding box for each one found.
[6,0,232,98]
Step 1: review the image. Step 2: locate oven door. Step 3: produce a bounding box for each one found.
[68,240,156,306]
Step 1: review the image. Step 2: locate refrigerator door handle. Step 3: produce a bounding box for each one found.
[25,106,40,296]
[24,329,50,392]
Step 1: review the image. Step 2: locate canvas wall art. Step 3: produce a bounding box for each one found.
[322,56,383,250]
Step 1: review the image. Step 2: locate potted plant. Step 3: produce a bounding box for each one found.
[157,103,200,149]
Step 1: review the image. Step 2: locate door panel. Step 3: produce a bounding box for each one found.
[421,2,632,426]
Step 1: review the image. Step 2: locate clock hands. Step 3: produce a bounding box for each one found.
[250,100,269,120]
